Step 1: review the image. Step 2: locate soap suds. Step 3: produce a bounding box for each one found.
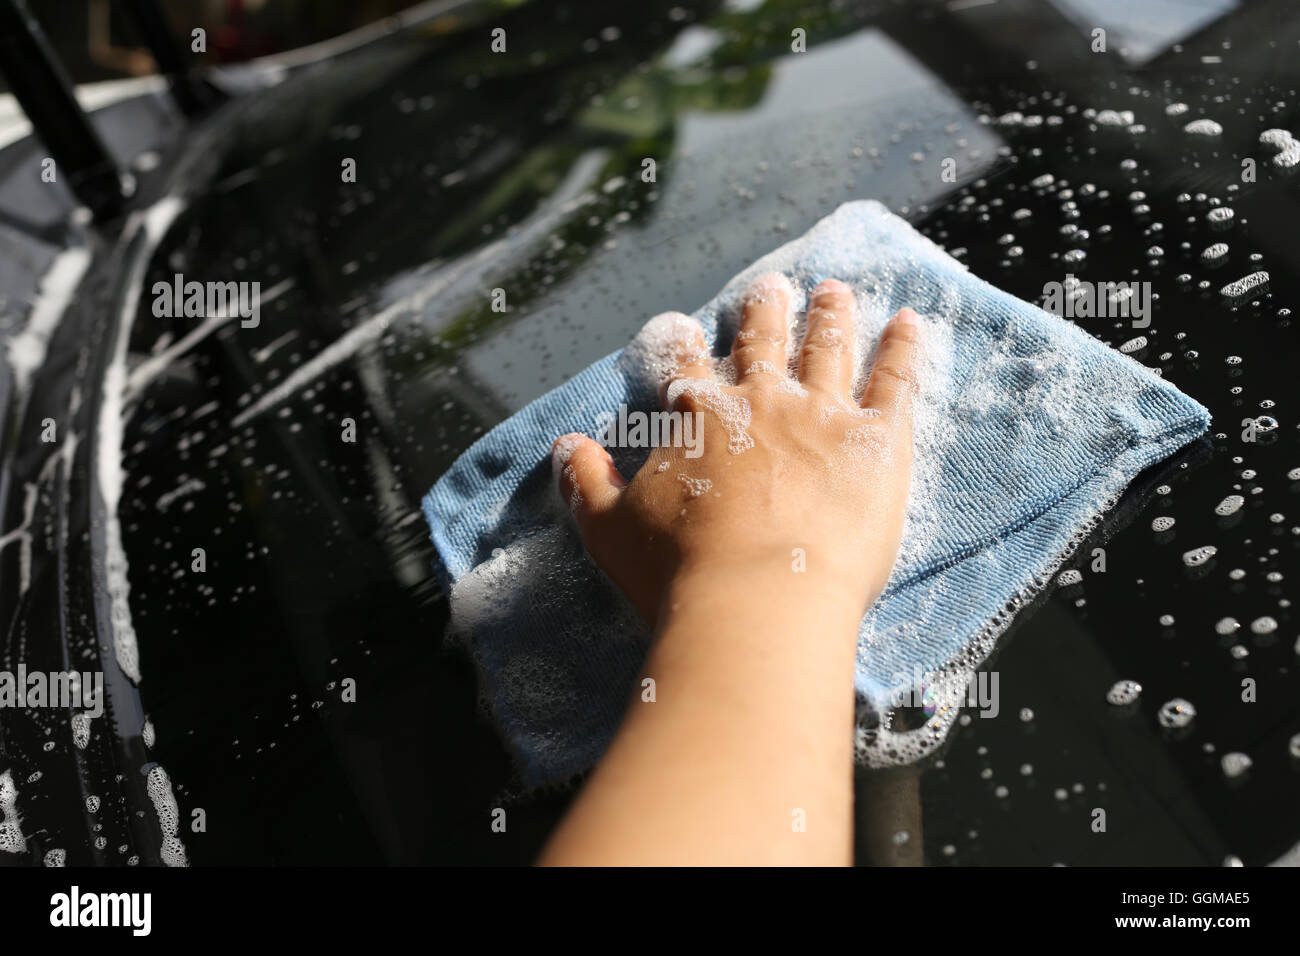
[0,770,24,853]
[99,196,185,684]
[5,246,92,397]
[145,765,189,867]
[677,475,713,498]
[620,311,711,396]
[664,378,753,454]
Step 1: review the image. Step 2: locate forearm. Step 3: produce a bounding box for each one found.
[539,563,865,866]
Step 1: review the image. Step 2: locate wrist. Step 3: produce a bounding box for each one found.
[667,546,881,620]
[658,553,869,641]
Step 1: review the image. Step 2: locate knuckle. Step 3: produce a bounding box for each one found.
[666,382,704,412]
[734,328,786,348]
[872,362,920,391]
[800,338,846,360]
[810,291,853,314]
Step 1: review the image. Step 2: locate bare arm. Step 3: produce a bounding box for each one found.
[539,276,921,865]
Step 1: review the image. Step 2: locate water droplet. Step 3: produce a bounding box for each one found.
[1215,617,1240,635]
[1221,752,1252,778]
[1250,616,1277,635]
[1221,271,1269,301]
[1157,698,1196,729]
[1106,680,1142,706]
[1184,118,1224,136]
[1215,494,1244,516]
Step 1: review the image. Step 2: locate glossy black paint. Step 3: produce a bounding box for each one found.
[2,0,1298,865]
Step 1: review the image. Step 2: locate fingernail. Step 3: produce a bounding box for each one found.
[747,272,793,303]
[552,434,584,477]
[893,307,919,326]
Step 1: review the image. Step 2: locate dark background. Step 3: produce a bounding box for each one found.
[0,0,1297,866]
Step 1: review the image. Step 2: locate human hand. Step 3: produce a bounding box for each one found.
[551,274,921,626]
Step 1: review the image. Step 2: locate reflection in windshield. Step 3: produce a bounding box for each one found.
[1049,0,1238,64]
[2,0,1297,869]
[114,0,1300,867]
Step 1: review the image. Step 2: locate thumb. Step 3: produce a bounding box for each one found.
[552,434,625,525]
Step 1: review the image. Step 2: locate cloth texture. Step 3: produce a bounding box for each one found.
[422,199,1210,786]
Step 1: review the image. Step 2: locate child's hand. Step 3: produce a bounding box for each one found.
[551,275,921,625]
[541,274,922,865]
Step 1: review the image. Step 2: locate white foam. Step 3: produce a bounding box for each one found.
[1096,109,1135,128]
[550,433,585,475]
[1201,242,1229,264]
[1221,752,1252,778]
[1215,494,1244,516]
[71,711,94,749]
[145,765,189,867]
[664,379,753,455]
[127,277,293,398]
[5,246,91,397]
[1158,698,1196,729]
[1260,128,1300,168]
[99,196,185,685]
[0,770,23,853]
[155,478,206,513]
[621,312,711,396]
[1220,271,1269,301]
[1106,679,1142,705]
[676,475,713,498]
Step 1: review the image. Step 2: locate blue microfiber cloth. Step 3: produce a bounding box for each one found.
[422,199,1210,786]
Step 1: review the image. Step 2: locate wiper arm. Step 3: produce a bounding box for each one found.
[0,0,125,222]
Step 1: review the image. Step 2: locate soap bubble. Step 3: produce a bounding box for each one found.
[1184,118,1224,136]
[1106,680,1142,706]
[1215,495,1244,516]
[1157,698,1196,729]
[1220,752,1252,778]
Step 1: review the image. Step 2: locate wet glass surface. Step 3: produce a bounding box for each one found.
[98,0,1300,863]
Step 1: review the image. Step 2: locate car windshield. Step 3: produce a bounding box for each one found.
[3,0,1298,866]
